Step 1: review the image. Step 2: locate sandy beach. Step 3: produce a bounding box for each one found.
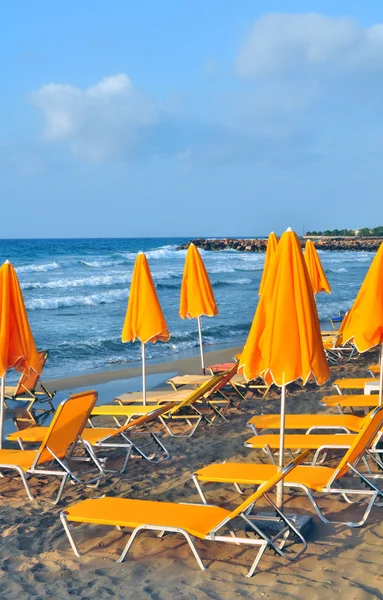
[1,345,383,599]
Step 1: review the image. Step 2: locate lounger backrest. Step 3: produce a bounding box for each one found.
[214,362,238,391]
[35,390,98,465]
[227,450,310,520]
[166,374,223,416]
[14,350,48,395]
[332,406,383,481]
[105,403,175,438]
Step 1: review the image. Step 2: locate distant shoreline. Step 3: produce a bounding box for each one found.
[178,237,382,252]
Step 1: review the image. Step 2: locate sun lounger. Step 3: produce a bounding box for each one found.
[92,375,224,436]
[4,350,56,411]
[248,413,365,434]
[60,451,309,578]
[333,378,377,394]
[321,395,380,413]
[166,364,240,416]
[115,373,226,419]
[244,431,376,465]
[192,407,383,527]
[0,391,103,503]
[115,389,191,404]
[322,338,358,364]
[8,404,172,473]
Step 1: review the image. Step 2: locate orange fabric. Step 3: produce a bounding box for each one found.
[259,232,278,295]
[0,262,41,377]
[195,462,336,492]
[238,229,330,386]
[179,244,218,319]
[304,240,331,295]
[122,253,170,344]
[64,497,229,539]
[336,241,383,352]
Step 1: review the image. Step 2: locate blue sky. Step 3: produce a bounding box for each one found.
[1,1,383,238]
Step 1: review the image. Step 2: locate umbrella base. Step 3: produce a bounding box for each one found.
[246,511,314,539]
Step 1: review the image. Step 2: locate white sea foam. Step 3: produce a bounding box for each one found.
[22,273,133,290]
[81,259,126,268]
[214,277,252,286]
[16,261,61,273]
[25,288,129,310]
[329,267,348,273]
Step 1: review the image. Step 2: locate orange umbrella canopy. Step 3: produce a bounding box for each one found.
[259,232,278,295]
[122,253,170,344]
[0,261,41,377]
[304,240,331,295]
[180,243,218,319]
[337,241,383,352]
[238,229,330,386]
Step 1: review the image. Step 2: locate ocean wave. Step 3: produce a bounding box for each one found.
[16,261,61,273]
[80,259,127,268]
[209,266,236,274]
[117,245,186,261]
[329,268,348,273]
[318,301,353,320]
[213,278,252,286]
[22,273,133,290]
[25,288,129,310]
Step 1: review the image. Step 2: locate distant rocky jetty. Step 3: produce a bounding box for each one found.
[177,237,382,252]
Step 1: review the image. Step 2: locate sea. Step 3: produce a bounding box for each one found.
[0,237,374,380]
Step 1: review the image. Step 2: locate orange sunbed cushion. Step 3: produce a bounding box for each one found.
[248,414,362,432]
[64,497,229,539]
[322,395,378,407]
[8,427,46,443]
[334,378,376,389]
[0,449,39,471]
[194,462,335,492]
[245,433,356,450]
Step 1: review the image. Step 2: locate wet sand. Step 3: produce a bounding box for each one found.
[1,346,383,599]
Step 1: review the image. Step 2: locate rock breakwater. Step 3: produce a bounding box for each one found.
[177,237,382,252]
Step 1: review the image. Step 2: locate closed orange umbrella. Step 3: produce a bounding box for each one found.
[259,232,278,295]
[336,241,383,403]
[122,253,170,404]
[0,261,41,447]
[304,240,331,295]
[180,243,218,372]
[238,229,330,503]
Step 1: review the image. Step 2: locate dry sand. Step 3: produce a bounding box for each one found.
[1,346,383,600]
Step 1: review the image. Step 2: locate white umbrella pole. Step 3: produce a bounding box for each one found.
[197,316,205,374]
[276,383,286,508]
[0,375,5,450]
[141,342,146,406]
[379,342,383,406]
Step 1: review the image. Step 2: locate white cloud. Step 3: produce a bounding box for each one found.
[237,13,383,77]
[30,74,159,161]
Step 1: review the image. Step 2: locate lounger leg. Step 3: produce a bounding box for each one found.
[119,526,206,571]
[54,474,69,505]
[287,482,378,527]
[118,527,144,563]
[246,542,268,578]
[159,416,202,438]
[234,482,244,495]
[182,531,206,571]
[0,466,36,501]
[119,445,133,474]
[60,512,81,557]
[19,470,35,501]
[191,474,208,504]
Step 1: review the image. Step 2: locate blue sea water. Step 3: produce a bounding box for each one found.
[0,237,374,380]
